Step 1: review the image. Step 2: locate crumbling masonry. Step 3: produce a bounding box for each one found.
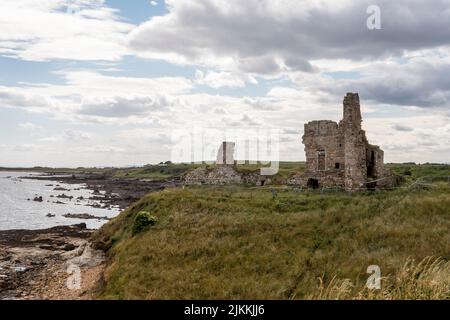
[184,141,262,185]
[289,93,396,191]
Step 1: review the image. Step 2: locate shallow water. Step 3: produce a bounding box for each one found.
[0,171,120,230]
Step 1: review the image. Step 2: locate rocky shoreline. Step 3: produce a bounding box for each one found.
[0,172,182,300]
[24,172,182,210]
[0,224,104,300]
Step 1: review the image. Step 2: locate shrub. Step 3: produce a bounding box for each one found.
[132,211,158,235]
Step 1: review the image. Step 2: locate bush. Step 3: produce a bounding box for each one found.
[403,169,412,176]
[132,211,158,235]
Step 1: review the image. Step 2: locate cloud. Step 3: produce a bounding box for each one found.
[0,71,192,121]
[0,88,54,110]
[392,124,414,132]
[195,70,253,88]
[0,0,133,61]
[1,0,450,166]
[59,71,193,96]
[223,114,261,127]
[63,129,92,140]
[19,122,44,134]
[335,61,450,108]
[128,0,450,74]
[12,144,37,152]
[271,50,450,111]
[79,95,171,118]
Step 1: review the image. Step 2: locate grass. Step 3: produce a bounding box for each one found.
[0,161,307,182]
[387,163,450,182]
[94,174,450,299]
[112,161,307,181]
[112,163,201,179]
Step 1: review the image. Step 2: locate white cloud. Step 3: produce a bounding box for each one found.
[0,87,55,111]
[195,70,255,88]
[0,0,133,61]
[63,129,92,140]
[0,71,193,121]
[18,122,44,133]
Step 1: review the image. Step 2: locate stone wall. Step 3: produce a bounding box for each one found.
[287,170,344,188]
[184,142,263,186]
[184,166,261,186]
[342,93,368,190]
[303,120,345,173]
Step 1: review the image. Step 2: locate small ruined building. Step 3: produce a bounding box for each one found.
[289,93,398,191]
[216,141,236,166]
[184,141,261,185]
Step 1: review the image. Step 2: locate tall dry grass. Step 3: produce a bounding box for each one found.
[307,257,450,299]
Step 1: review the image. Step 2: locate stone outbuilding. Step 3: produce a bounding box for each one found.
[184,141,261,185]
[289,93,397,191]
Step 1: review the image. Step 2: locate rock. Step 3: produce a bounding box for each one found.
[77,223,87,230]
[57,194,73,199]
[38,244,55,251]
[62,213,110,220]
[62,244,76,251]
[53,187,70,191]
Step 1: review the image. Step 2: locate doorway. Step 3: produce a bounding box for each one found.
[307,178,320,189]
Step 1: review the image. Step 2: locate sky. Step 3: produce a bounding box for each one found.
[0,0,449,167]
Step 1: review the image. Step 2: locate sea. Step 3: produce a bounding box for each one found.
[0,171,120,230]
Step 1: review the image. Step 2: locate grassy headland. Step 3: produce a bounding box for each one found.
[93,163,450,299]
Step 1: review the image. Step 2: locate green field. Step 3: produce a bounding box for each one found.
[0,161,300,181]
[94,163,450,299]
[110,161,306,181]
[2,162,448,185]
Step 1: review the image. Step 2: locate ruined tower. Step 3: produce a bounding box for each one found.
[216,141,236,166]
[341,93,368,190]
[291,93,388,191]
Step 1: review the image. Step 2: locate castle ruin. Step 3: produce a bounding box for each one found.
[184,92,399,190]
[290,93,393,191]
